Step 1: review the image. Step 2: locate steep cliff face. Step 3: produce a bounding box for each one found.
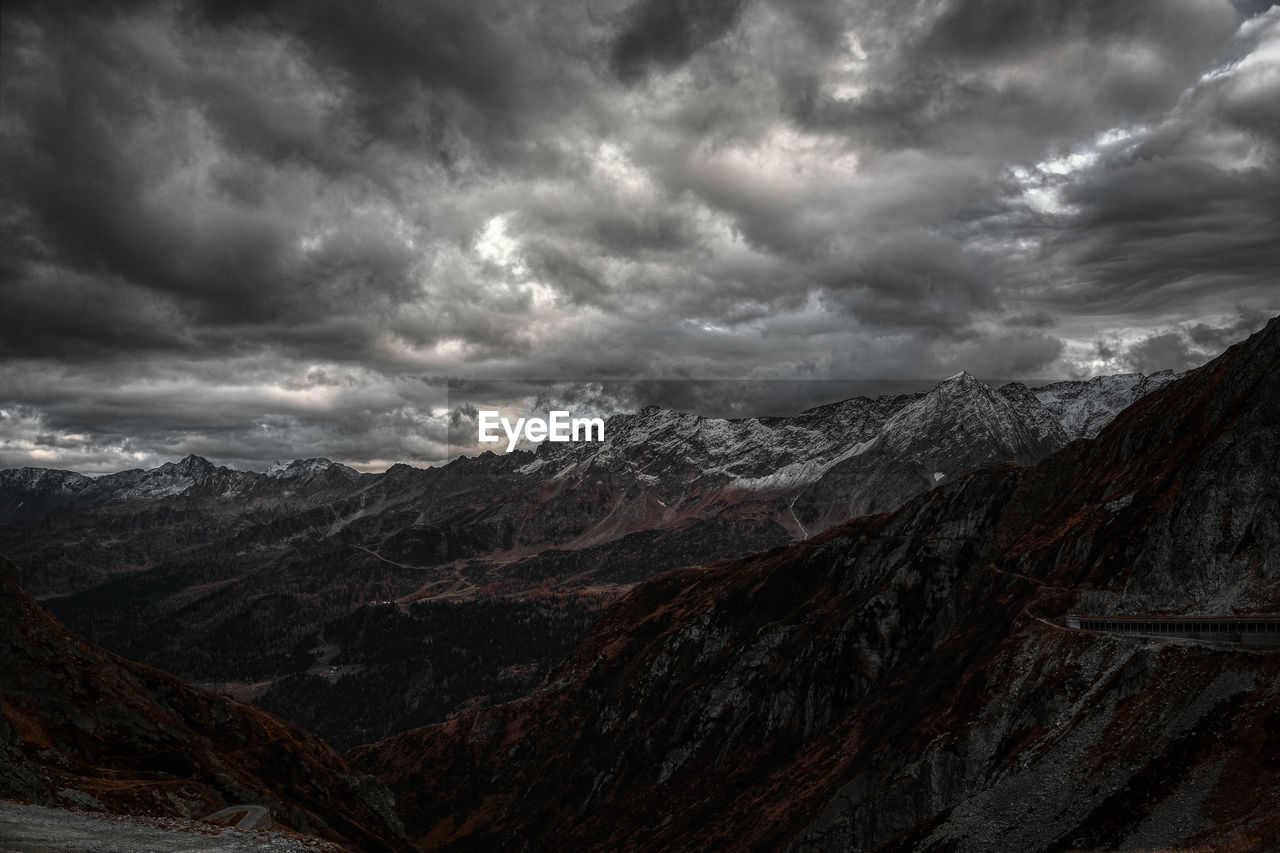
[993,334,1279,614]
[350,318,1280,853]
[0,556,414,853]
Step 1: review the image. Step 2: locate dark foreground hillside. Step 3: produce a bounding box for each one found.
[0,555,414,853]
[351,318,1280,852]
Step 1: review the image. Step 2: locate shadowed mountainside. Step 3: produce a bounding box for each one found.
[349,317,1279,852]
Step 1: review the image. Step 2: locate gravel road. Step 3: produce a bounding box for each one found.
[0,801,343,852]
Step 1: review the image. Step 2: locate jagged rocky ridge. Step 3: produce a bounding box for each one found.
[349,318,1279,852]
[0,369,1177,597]
[0,556,414,852]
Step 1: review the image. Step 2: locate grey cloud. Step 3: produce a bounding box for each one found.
[818,230,1005,332]
[447,403,480,449]
[1004,312,1055,329]
[1026,11,1280,319]
[0,359,449,471]
[610,0,749,83]
[1086,307,1272,374]
[788,0,1240,158]
[192,0,599,169]
[1,7,433,364]
[1233,0,1278,16]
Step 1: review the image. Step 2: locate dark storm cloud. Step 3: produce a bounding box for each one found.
[190,0,595,169]
[0,0,624,373]
[818,230,1005,331]
[1089,306,1272,374]
[1021,10,1280,320]
[611,0,749,83]
[1234,0,1278,16]
[786,0,1240,156]
[2,0,1277,471]
[1053,158,1279,310]
[0,3,432,366]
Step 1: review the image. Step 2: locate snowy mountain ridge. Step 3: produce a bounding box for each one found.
[520,368,1182,500]
[1,369,1180,516]
[0,454,362,506]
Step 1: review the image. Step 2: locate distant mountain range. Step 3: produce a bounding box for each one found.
[1,369,1178,592]
[0,369,1179,749]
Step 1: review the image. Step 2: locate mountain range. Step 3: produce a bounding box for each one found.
[0,370,1179,749]
[2,370,1177,570]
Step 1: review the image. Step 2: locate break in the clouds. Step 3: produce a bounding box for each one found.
[1,0,1277,471]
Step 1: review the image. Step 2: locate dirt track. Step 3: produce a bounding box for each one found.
[0,800,340,852]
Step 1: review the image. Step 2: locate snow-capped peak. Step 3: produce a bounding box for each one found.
[168,454,215,475]
[265,458,358,480]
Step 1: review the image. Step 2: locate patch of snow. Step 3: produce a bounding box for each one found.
[733,438,877,491]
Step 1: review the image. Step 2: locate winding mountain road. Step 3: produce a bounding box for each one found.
[202,804,271,830]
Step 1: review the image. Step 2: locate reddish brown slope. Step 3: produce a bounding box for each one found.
[350,318,1280,852]
[0,556,415,853]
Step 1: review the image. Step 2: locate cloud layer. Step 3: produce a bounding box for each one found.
[2,0,1277,470]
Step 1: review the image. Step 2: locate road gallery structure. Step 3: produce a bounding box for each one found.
[1064,615,1280,644]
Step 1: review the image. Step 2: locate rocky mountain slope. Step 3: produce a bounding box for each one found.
[0,368,1179,750]
[0,556,413,852]
[349,319,1277,852]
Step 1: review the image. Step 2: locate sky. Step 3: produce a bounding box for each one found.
[1,0,1277,472]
